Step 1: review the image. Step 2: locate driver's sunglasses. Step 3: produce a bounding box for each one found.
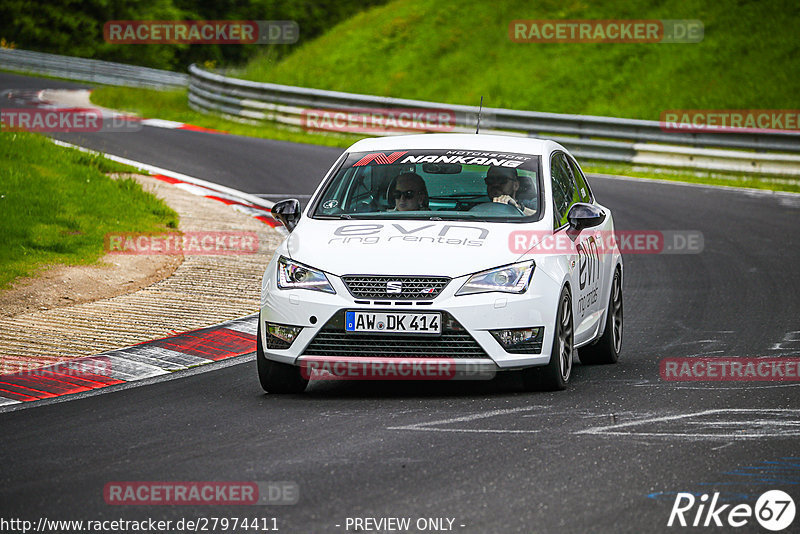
[392,189,420,199]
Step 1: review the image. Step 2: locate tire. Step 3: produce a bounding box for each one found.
[521,286,573,391]
[257,320,308,394]
[579,268,623,365]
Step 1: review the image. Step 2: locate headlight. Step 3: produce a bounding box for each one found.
[456,260,535,296]
[277,256,335,293]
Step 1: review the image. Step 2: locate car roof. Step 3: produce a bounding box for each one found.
[345,133,564,156]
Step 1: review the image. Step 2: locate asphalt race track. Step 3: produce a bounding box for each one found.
[1,73,799,533]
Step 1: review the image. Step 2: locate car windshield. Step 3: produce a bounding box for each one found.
[312,149,541,221]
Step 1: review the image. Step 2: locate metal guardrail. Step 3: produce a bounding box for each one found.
[189,64,800,176]
[0,48,187,89]
[2,49,797,175]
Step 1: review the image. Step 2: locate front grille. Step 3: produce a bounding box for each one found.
[302,311,487,359]
[342,275,450,300]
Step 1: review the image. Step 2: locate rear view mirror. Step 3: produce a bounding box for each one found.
[422,163,462,174]
[567,203,605,231]
[271,199,301,232]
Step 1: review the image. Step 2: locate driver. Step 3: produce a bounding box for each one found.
[392,172,429,211]
[484,166,536,216]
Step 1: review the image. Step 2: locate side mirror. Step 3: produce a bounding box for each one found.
[567,203,605,231]
[271,199,301,232]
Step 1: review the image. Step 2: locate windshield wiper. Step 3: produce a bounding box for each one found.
[316,214,354,219]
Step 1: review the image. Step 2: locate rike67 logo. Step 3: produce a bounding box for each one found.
[668,491,795,531]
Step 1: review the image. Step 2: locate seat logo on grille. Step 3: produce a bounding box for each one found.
[386,280,403,294]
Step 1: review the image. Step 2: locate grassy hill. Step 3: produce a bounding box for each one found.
[235,0,799,120]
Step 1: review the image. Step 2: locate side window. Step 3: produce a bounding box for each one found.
[566,156,592,203]
[550,153,576,227]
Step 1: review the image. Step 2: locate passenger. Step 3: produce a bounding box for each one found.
[391,172,429,211]
[484,166,536,216]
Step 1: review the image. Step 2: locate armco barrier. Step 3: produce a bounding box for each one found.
[188,64,800,176]
[0,48,187,89]
[2,48,798,175]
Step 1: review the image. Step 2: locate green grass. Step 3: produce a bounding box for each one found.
[0,131,178,289]
[235,0,800,120]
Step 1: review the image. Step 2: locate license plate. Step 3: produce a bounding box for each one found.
[345,311,441,335]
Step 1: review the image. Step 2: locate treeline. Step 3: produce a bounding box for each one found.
[0,0,386,71]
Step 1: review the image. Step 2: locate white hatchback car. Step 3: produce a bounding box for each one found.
[259,134,622,393]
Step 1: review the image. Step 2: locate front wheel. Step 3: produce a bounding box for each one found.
[521,286,573,391]
[579,268,623,365]
[257,320,308,394]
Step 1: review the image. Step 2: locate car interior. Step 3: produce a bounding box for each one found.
[317,162,539,217]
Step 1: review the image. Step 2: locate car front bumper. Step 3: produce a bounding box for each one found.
[260,258,562,372]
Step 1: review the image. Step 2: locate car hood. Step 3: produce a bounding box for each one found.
[284,218,551,278]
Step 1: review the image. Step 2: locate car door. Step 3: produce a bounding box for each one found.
[565,153,614,327]
[550,152,604,344]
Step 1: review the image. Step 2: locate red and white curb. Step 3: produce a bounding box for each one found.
[139,117,227,134]
[0,107,293,407]
[0,314,258,407]
[149,173,281,227]
[8,89,229,135]
[50,139,283,228]
[0,138,284,407]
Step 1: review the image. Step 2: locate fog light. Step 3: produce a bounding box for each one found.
[490,327,544,354]
[266,322,302,349]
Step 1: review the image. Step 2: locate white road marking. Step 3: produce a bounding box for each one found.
[769,330,800,352]
[254,195,313,201]
[577,409,800,439]
[685,420,800,426]
[387,406,548,434]
[140,118,185,129]
[635,382,800,390]
[0,396,21,406]
[684,350,726,357]
[710,442,734,451]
